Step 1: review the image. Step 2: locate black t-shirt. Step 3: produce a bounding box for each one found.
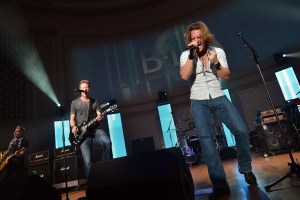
[8,137,29,165]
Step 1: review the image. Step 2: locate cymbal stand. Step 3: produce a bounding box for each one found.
[238,33,300,191]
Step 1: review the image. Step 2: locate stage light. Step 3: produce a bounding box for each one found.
[158,91,168,104]
[0,5,59,106]
[273,53,288,66]
[281,52,300,58]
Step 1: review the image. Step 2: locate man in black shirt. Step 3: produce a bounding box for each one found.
[0,125,29,182]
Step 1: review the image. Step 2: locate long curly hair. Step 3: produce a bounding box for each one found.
[184,21,214,46]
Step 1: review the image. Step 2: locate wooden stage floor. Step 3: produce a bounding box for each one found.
[61,151,300,200]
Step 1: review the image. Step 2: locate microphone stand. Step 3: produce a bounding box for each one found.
[58,91,81,199]
[238,33,300,191]
[59,105,70,200]
[167,117,174,147]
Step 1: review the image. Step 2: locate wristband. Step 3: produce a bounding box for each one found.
[213,62,221,70]
[188,54,194,60]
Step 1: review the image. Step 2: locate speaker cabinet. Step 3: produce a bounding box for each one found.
[53,155,79,188]
[256,120,296,153]
[28,161,52,184]
[0,175,61,200]
[86,147,194,200]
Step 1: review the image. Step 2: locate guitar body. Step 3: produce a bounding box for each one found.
[181,134,197,165]
[182,145,197,164]
[69,104,118,146]
[0,153,15,172]
[69,122,92,146]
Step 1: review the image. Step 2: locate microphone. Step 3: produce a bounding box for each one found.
[186,44,199,50]
[74,89,84,93]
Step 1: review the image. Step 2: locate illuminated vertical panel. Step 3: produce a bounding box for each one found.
[107,113,127,158]
[222,89,236,147]
[157,103,178,148]
[275,66,300,101]
[54,120,71,149]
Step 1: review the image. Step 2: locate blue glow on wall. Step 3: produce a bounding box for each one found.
[107,113,127,158]
[54,120,71,149]
[222,89,236,147]
[157,103,178,148]
[275,66,300,101]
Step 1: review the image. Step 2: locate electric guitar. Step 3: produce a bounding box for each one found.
[0,149,22,172]
[181,133,197,164]
[69,104,118,146]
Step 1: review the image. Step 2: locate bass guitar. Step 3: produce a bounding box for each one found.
[69,104,118,146]
[181,133,197,165]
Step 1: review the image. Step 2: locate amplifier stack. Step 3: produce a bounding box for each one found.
[28,150,52,184]
[28,146,82,188]
[255,107,296,156]
[52,145,82,189]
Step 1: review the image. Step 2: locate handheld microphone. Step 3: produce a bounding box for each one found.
[186,45,197,50]
[74,89,85,93]
[186,43,200,50]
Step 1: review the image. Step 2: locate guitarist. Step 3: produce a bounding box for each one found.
[70,80,112,180]
[0,125,29,182]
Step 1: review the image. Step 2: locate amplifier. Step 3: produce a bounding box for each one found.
[54,145,77,158]
[29,150,50,165]
[261,113,286,124]
[260,108,282,117]
[53,155,80,188]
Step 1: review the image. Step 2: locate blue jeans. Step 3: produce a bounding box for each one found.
[80,129,111,178]
[191,96,252,189]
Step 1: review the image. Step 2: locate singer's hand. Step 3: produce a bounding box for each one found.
[187,41,199,50]
[208,49,218,64]
[96,110,103,121]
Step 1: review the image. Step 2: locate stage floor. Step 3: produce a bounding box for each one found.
[61,151,300,200]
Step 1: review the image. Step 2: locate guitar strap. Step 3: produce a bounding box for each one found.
[87,98,98,134]
[87,98,94,121]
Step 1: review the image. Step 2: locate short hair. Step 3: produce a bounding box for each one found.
[79,80,90,88]
[184,21,214,46]
[15,125,25,131]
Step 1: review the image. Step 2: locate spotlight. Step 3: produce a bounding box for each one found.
[273,53,288,66]
[158,91,168,103]
[57,103,61,107]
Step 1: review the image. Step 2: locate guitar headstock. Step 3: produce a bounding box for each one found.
[106,104,118,113]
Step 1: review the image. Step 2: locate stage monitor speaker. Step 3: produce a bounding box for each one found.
[0,175,61,200]
[256,120,296,153]
[86,147,194,200]
[132,136,155,154]
[28,161,52,184]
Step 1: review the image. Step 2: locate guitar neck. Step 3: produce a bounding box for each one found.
[85,109,109,127]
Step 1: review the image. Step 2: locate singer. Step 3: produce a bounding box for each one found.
[179,21,257,200]
[69,80,111,184]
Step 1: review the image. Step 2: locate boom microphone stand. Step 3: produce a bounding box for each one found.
[238,33,300,191]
